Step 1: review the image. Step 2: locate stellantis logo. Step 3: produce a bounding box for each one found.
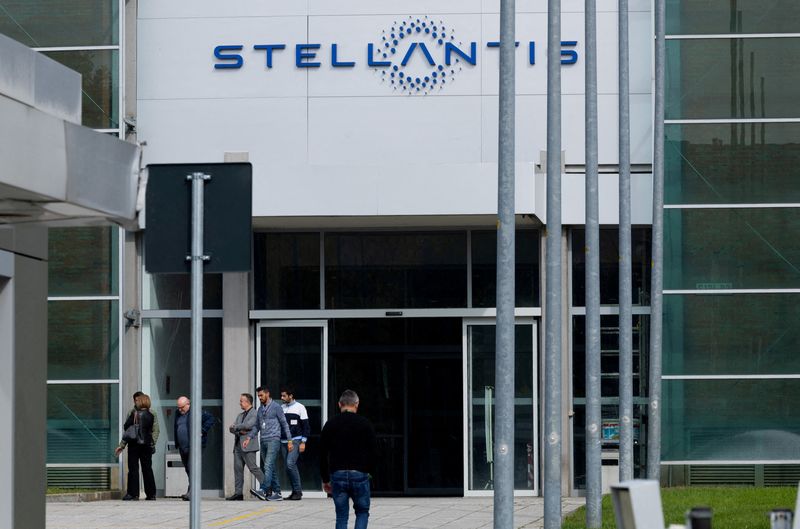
[213,15,578,95]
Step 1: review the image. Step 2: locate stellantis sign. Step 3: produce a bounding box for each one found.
[213,15,579,94]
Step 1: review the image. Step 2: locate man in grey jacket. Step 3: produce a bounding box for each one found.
[243,386,292,501]
[226,393,265,501]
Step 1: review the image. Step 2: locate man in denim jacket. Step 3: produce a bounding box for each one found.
[243,386,292,501]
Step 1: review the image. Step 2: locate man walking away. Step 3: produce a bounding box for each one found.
[320,390,378,529]
[280,386,310,500]
[227,393,265,500]
[243,386,292,501]
[174,396,215,500]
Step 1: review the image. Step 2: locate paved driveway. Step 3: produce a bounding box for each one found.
[47,496,584,529]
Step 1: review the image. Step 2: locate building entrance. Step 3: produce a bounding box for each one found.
[328,318,464,496]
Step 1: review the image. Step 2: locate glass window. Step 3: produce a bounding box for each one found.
[48,300,119,380]
[144,272,222,310]
[572,228,652,306]
[48,227,118,297]
[145,318,223,490]
[0,0,118,47]
[666,0,800,36]
[664,208,800,290]
[47,383,119,464]
[666,38,800,120]
[665,123,800,205]
[43,49,119,129]
[471,229,540,307]
[662,379,800,461]
[254,233,320,310]
[468,323,535,491]
[325,232,467,309]
[664,293,800,376]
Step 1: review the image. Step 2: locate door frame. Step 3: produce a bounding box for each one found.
[255,319,329,498]
[462,317,539,497]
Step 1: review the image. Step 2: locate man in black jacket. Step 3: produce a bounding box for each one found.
[320,390,378,529]
[174,396,215,500]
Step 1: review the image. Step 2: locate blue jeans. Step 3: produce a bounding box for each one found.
[259,439,281,493]
[282,441,302,493]
[331,470,370,529]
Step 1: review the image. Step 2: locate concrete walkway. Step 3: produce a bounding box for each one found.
[47,496,584,529]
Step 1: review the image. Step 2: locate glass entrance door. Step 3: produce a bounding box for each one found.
[464,318,538,496]
[256,320,327,495]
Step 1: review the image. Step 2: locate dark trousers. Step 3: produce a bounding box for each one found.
[127,444,156,499]
[179,449,191,489]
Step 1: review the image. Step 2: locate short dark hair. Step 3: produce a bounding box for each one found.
[339,389,359,406]
[133,391,144,399]
[241,393,254,405]
[280,386,294,398]
[256,386,269,394]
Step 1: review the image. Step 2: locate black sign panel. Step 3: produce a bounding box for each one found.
[145,163,252,274]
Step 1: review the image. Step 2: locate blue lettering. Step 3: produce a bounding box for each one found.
[331,44,356,67]
[253,44,285,68]
[367,43,391,67]
[445,42,477,66]
[529,41,535,65]
[213,45,244,69]
[296,44,321,68]
[561,40,578,65]
[401,42,435,67]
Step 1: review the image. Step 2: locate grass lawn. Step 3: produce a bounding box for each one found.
[46,487,105,495]
[563,487,797,529]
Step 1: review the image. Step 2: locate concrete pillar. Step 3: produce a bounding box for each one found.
[0,227,48,529]
[222,272,252,496]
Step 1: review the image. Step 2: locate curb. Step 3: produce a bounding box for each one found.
[46,491,123,503]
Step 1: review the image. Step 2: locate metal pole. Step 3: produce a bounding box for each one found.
[647,0,666,481]
[545,0,563,525]
[495,0,516,526]
[189,171,208,529]
[618,0,634,483]
[584,0,602,523]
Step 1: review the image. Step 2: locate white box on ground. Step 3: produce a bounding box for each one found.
[611,480,666,529]
[165,451,189,497]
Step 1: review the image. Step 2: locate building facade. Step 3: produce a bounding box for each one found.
[2,0,798,498]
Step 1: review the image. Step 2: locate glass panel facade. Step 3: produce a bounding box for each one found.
[468,324,535,491]
[665,208,800,289]
[666,38,800,120]
[48,300,119,380]
[325,232,467,309]
[145,319,223,490]
[144,273,222,310]
[666,0,800,35]
[664,293,800,376]
[0,0,118,47]
[48,227,118,296]
[43,49,119,129]
[253,233,320,310]
[471,229,540,307]
[259,326,322,491]
[47,383,119,464]
[663,379,800,461]
[665,123,800,205]
[571,228,652,306]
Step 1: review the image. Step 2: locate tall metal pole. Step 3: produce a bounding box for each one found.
[618,0,634,483]
[189,172,208,529]
[647,0,666,481]
[584,0,602,523]
[544,0,563,525]
[495,0,516,526]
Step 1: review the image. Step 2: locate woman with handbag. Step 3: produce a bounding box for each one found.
[115,393,157,500]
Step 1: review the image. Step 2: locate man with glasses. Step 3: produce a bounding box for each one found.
[174,396,215,500]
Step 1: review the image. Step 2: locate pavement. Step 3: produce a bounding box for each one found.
[47,496,585,529]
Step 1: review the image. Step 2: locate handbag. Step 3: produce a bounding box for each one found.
[122,411,146,445]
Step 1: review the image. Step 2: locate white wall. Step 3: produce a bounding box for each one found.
[137,1,653,224]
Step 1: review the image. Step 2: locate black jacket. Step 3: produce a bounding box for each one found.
[123,409,155,446]
[174,409,215,451]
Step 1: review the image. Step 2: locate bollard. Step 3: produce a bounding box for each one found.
[686,507,712,529]
[770,509,793,529]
